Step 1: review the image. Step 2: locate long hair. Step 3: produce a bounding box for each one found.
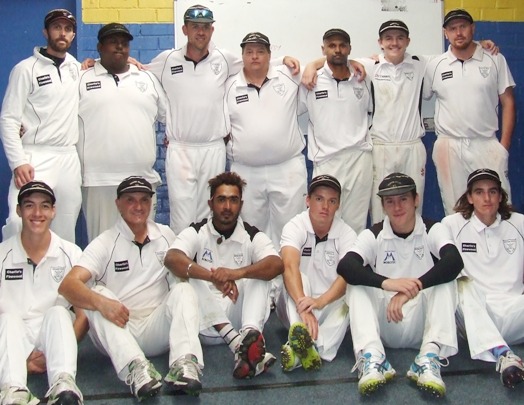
[454,184,513,220]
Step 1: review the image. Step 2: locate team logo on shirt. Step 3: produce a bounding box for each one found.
[69,66,78,81]
[86,81,102,91]
[51,266,65,283]
[503,239,516,255]
[383,251,396,264]
[302,247,312,257]
[236,94,249,104]
[461,243,477,253]
[114,260,130,272]
[37,74,52,87]
[234,253,244,266]
[4,268,23,280]
[155,251,167,266]
[324,250,336,266]
[404,72,414,81]
[441,71,453,81]
[136,81,148,92]
[353,87,364,100]
[479,67,490,78]
[210,63,222,75]
[315,90,328,100]
[202,248,213,263]
[414,246,424,260]
[273,83,285,96]
[171,65,183,75]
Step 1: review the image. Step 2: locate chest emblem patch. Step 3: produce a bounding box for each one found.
[234,253,244,266]
[503,239,516,255]
[136,81,147,92]
[404,72,414,81]
[273,83,285,96]
[202,248,213,263]
[383,251,396,264]
[155,251,166,267]
[210,63,222,75]
[324,250,336,266]
[51,266,65,283]
[414,246,424,260]
[479,67,490,78]
[353,87,364,100]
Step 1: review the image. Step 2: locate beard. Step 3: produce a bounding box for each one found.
[47,37,71,54]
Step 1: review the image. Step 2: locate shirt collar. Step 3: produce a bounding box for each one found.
[470,212,501,232]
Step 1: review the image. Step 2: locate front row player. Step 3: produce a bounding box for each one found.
[165,172,283,379]
[0,181,85,405]
[337,173,463,397]
[59,176,203,401]
[277,175,357,371]
[442,168,524,388]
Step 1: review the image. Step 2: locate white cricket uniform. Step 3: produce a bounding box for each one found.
[0,231,81,388]
[0,47,82,242]
[276,211,356,361]
[225,66,307,247]
[148,44,242,233]
[364,54,428,224]
[424,43,515,214]
[171,217,278,343]
[78,217,203,375]
[442,212,524,361]
[77,61,167,241]
[299,62,373,234]
[347,215,458,358]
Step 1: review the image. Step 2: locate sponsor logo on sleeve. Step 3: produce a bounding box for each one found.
[171,65,183,75]
[315,90,328,100]
[114,260,130,272]
[37,74,52,87]
[86,81,102,91]
[302,247,312,257]
[441,71,453,81]
[5,268,23,280]
[461,242,477,253]
[236,94,249,104]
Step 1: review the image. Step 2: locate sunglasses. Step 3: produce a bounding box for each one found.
[184,8,214,21]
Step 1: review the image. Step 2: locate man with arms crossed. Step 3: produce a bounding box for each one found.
[277,175,357,372]
[165,172,283,379]
[442,168,524,388]
[424,9,515,215]
[0,181,85,405]
[0,9,82,242]
[337,173,463,397]
[59,176,203,400]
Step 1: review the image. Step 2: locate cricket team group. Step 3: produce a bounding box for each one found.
[0,4,522,405]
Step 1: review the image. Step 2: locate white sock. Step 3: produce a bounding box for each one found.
[219,324,241,353]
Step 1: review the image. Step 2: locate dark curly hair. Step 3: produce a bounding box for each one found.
[208,172,246,199]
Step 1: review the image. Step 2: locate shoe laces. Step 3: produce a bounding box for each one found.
[126,359,155,389]
[496,351,524,372]
[351,352,385,377]
[172,356,202,380]
[420,354,449,375]
[45,373,82,400]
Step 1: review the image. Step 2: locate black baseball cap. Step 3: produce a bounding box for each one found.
[467,168,501,188]
[377,173,416,197]
[379,20,409,36]
[44,9,76,31]
[117,176,155,198]
[323,28,351,44]
[443,9,474,28]
[184,5,215,23]
[18,181,56,205]
[240,32,271,48]
[308,174,342,195]
[98,23,134,42]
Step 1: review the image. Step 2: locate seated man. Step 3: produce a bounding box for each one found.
[164,172,283,379]
[0,181,85,405]
[337,173,463,397]
[442,168,524,388]
[276,175,357,371]
[59,176,203,401]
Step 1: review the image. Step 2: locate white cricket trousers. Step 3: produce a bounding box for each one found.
[347,282,458,358]
[0,307,77,387]
[275,273,349,361]
[456,277,524,362]
[85,283,203,379]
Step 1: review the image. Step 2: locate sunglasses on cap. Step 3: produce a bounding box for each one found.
[184,8,214,21]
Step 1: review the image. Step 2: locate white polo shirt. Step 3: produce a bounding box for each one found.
[0,231,81,319]
[351,215,453,279]
[442,212,524,296]
[77,217,175,311]
[78,61,167,186]
[148,44,241,144]
[280,210,357,297]
[225,65,305,166]
[0,47,80,171]
[424,43,515,139]
[366,53,427,143]
[299,62,372,163]
[171,217,278,297]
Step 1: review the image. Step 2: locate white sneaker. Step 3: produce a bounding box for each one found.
[164,354,202,396]
[0,386,39,405]
[407,353,448,397]
[352,351,396,395]
[46,372,83,404]
[125,359,162,400]
[496,351,524,388]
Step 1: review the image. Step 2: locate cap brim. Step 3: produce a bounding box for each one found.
[377,185,416,197]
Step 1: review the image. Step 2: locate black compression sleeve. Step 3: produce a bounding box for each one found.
[418,243,464,289]
[337,251,387,288]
